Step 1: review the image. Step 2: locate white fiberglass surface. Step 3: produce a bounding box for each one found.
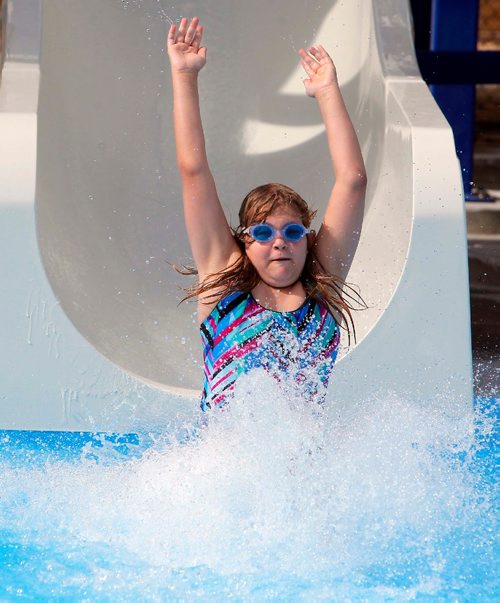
[36,0,397,392]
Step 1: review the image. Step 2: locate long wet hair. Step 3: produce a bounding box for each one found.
[178,183,365,344]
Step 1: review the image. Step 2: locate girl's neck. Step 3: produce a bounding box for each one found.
[251,279,306,312]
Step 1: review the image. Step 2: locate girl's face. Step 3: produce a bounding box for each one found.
[244,208,309,288]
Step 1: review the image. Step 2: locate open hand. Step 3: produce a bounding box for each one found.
[167,17,206,74]
[299,45,338,97]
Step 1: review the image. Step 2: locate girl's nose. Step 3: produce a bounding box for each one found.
[273,237,287,249]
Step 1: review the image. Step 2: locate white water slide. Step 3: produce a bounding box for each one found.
[0,0,472,431]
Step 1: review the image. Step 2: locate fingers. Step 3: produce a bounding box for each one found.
[184,17,199,45]
[168,17,202,48]
[177,16,188,42]
[309,45,330,62]
[167,23,176,46]
[192,26,203,52]
[300,45,333,65]
[299,48,318,78]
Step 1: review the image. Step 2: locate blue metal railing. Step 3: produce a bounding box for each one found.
[411,0,500,201]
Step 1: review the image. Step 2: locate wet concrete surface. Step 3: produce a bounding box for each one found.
[469,238,500,346]
[470,122,499,397]
[467,212,499,397]
[473,349,499,397]
[469,238,499,397]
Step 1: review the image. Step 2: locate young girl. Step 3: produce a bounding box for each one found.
[167,17,366,410]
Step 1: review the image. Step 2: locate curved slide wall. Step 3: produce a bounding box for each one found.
[0,0,472,431]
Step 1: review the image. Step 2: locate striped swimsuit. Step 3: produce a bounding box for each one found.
[200,291,340,410]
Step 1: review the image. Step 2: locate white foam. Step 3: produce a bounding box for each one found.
[0,370,491,594]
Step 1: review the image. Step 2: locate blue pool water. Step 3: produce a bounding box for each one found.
[0,380,497,600]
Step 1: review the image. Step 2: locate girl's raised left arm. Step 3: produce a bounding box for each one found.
[299,45,367,282]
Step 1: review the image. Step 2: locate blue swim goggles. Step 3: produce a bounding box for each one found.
[243,222,310,243]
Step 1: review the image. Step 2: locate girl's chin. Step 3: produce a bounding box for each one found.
[259,273,301,289]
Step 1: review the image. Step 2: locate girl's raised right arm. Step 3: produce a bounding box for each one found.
[167,18,240,283]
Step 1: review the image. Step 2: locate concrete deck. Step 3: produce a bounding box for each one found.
[469,136,500,395]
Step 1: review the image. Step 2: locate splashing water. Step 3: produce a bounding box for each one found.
[0,370,496,599]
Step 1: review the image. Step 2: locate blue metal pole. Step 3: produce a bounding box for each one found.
[430,0,479,198]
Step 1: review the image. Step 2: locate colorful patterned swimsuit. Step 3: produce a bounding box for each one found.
[200,290,340,410]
